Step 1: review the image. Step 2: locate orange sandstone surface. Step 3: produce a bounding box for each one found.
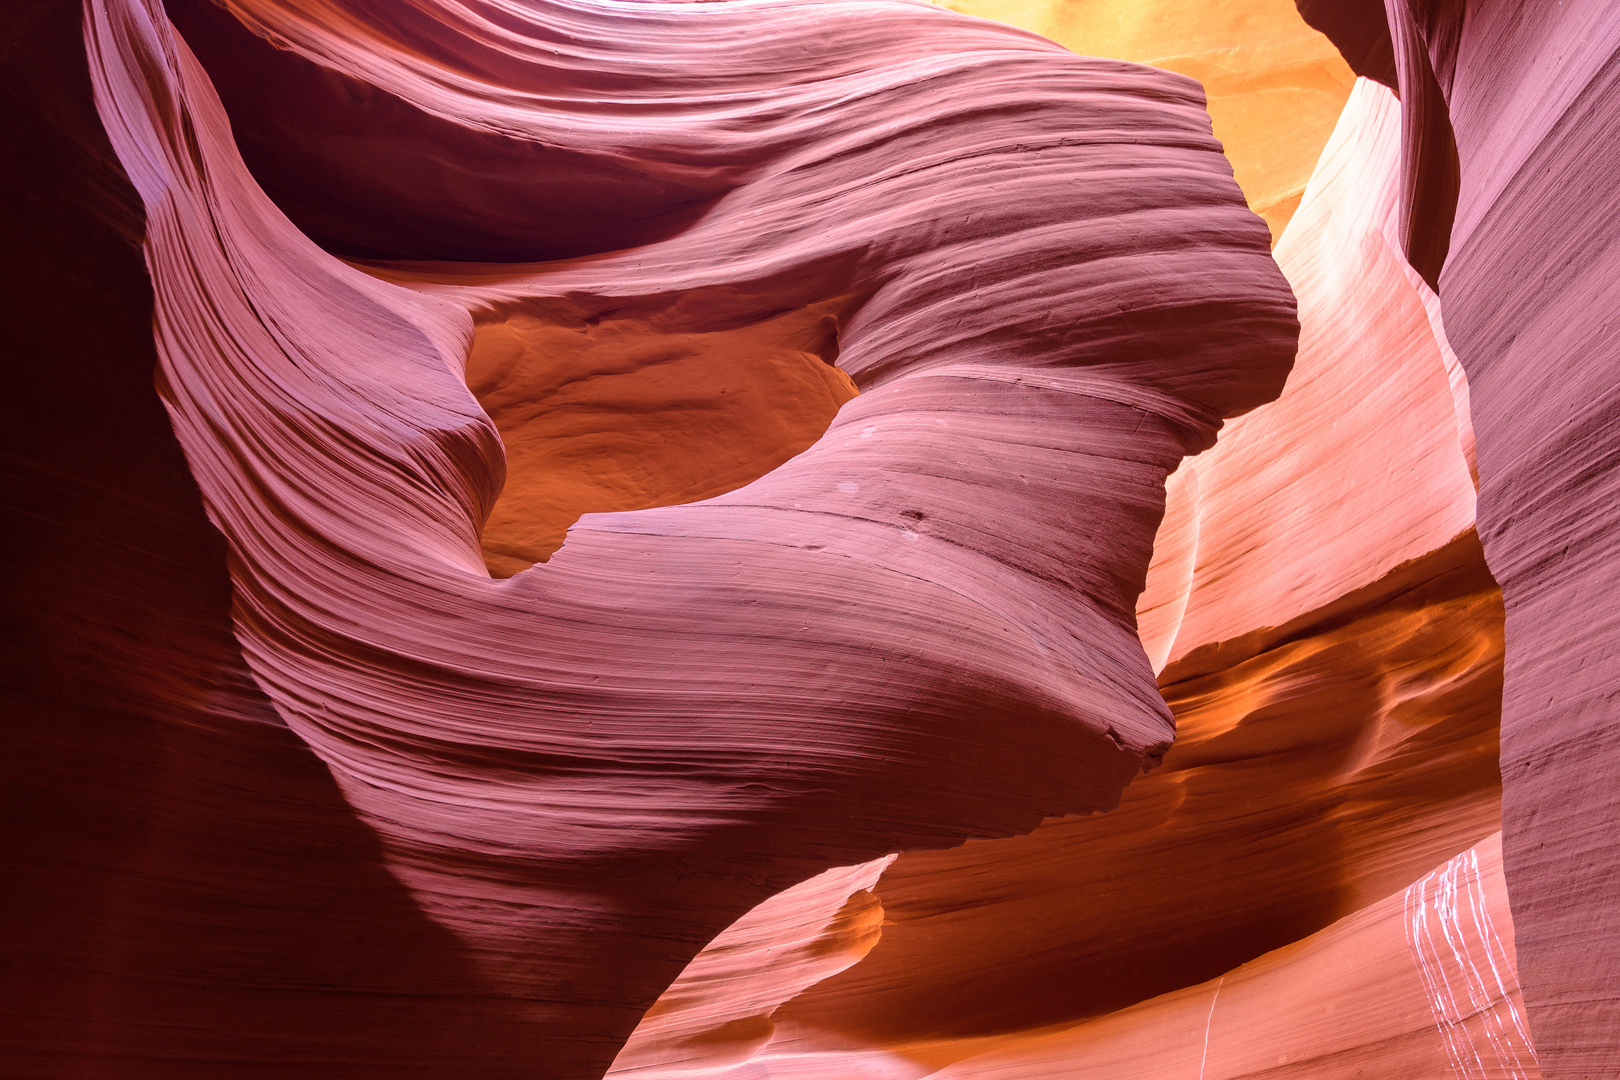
[932,0,1356,240]
[470,299,856,574]
[455,0,1362,585]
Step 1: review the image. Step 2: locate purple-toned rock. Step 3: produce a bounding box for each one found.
[0,0,1295,1074]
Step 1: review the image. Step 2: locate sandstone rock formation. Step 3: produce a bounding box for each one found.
[596,72,1513,1080]
[1292,3,1620,1074]
[918,834,1536,1080]
[5,0,1619,1076]
[1398,10,1620,1075]
[928,0,1358,242]
[6,0,1294,1074]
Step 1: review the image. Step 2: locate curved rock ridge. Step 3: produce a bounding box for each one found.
[1431,9,1620,1075]
[609,855,896,1076]
[594,75,1511,1077]
[1305,3,1620,1073]
[926,0,1357,242]
[6,3,716,1074]
[84,0,1295,1074]
[35,0,1617,1072]
[607,839,1535,1080]
[1145,78,1477,669]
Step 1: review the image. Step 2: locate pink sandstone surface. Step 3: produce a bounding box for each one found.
[597,74,1509,1077]
[921,833,1536,1080]
[1293,3,1620,1073]
[4,0,1620,1076]
[1423,9,1620,1075]
[6,0,1293,1073]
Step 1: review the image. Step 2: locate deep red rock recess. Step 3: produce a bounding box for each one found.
[34,0,1295,1075]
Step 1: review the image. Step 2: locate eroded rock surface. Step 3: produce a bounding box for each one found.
[1304,3,1620,1074]
[602,75,1513,1079]
[9,0,1620,1075]
[30,0,1294,1074]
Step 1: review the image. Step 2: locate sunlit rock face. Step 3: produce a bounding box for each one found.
[1298,3,1620,1074]
[5,0,1618,1077]
[609,0,1620,1074]
[927,0,1359,242]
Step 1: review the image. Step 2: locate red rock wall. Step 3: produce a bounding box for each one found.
[1304,3,1620,1074]
[5,0,1293,1074]
[0,4,553,1075]
[1439,10,1620,1072]
[598,77,1515,1079]
[921,0,1359,242]
[925,834,1537,1080]
[13,0,1620,1073]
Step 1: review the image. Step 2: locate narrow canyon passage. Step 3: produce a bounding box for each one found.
[4,0,1618,1077]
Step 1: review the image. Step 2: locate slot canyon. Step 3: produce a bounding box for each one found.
[2,0,1617,1077]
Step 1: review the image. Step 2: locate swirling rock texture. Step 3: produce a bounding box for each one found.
[9,0,1297,1075]
[599,72,1514,1080]
[1414,7,1620,1077]
[910,833,1537,1080]
[4,0,1619,1078]
[1286,2,1620,1076]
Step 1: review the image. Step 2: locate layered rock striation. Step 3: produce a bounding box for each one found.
[1300,3,1620,1074]
[928,0,1358,242]
[597,73,1515,1080]
[4,0,1292,1074]
[7,0,1620,1075]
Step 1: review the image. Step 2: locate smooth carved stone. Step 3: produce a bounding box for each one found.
[762,531,1506,1054]
[922,834,1538,1080]
[592,75,1508,1076]
[608,855,895,1076]
[1148,78,1477,669]
[931,0,1359,242]
[1434,5,1620,1075]
[1,3,552,1075]
[84,0,1296,1074]
[1309,3,1620,1073]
